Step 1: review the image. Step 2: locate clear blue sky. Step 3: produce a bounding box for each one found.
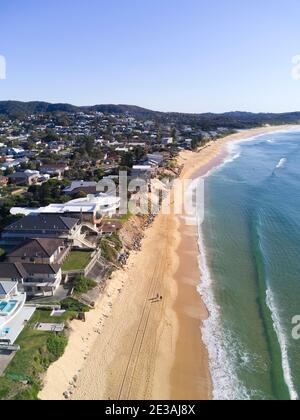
[1,0,300,113]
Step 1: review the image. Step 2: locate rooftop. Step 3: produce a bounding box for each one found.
[0,262,61,278]
[0,263,27,279]
[0,281,17,297]
[7,238,64,259]
[64,181,97,193]
[10,195,121,217]
[22,263,61,275]
[5,214,79,233]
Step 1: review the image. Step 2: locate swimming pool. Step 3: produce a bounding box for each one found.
[0,300,18,314]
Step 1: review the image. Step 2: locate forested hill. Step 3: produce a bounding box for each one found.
[0,101,154,117]
[1,100,300,129]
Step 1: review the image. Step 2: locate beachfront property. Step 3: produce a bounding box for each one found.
[131,165,156,179]
[146,153,165,167]
[0,198,122,300]
[0,281,35,349]
[0,263,62,298]
[9,194,121,227]
[1,214,82,248]
[6,238,69,265]
[1,213,103,251]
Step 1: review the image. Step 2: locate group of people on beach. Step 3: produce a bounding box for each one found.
[150,293,163,302]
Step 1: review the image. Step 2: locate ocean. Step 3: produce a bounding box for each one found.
[199,129,300,400]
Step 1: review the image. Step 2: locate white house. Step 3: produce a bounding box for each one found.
[0,281,35,348]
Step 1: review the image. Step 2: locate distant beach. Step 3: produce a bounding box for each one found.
[39,125,296,401]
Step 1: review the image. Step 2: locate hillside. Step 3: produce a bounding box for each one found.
[1,101,300,129]
[0,101,155,118]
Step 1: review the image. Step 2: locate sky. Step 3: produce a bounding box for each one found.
[1,0,300,113]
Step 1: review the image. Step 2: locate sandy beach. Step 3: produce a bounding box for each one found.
[39,125,295,401]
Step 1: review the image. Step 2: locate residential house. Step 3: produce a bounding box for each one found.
[63,181,98,196]
[99,220,122,237]
[10,194,121,228]
[40,163,69,180]
[131,165,155,180]
[146,153,165,167]
[6,147,26,158]
[0,263,62,298]
[0,281,34,348]
[0,157,29,172]
[9,171,40,186]
[1,214,81,247]
[6,238,68,265]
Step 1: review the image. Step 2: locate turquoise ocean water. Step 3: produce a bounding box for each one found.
[199,129,300,400]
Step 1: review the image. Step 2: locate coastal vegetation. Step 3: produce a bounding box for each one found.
[0,310,73,400]
[74,275,97,294]
[61,297,90,313]
[100,233,123,264]
[100,240,119,263]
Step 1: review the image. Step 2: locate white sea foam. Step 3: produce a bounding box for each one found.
[276,158,287,169]
[266,288,299,401]
[196,217,252,400]
[199,128,300,181]
[227,126,300,151]
[223,151,241,166]
[201,146,242,180]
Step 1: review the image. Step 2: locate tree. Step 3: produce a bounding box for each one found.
[171,127,177,142]
[78,136,95,156]
[134,146,145,163]
[94,168,105,181]
[4,167,14,176]
[74,275,97,294]
[42,129,60,143]
[121,152,134,168]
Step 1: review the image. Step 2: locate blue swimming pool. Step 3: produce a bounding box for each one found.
[0,300,18,313]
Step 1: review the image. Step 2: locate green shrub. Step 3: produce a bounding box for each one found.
[0,387,9,400]
[74,275,97,294]
[101,240,118,263]
[15,381,41,400]
[47,333,68,361]
[110,233,123,251]
[61,297,90,313]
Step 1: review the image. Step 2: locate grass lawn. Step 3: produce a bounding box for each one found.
[62,251,92,272]
[0,309,74,400]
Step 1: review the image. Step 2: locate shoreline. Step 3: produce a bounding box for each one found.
[39,125,296,401]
